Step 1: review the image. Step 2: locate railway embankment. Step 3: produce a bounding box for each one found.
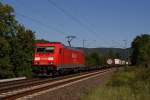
[82,66,150,100]
[21,68,115,100]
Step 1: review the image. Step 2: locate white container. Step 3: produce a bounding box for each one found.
[114,59,121,65]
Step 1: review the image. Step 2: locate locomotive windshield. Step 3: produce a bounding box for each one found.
[36,46,55,53]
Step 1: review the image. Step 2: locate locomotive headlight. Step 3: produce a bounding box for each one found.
[48,57,54,60]
[34,57,40,61]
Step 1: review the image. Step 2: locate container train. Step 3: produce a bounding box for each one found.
[107,58,128,66]
[33,42,86,76]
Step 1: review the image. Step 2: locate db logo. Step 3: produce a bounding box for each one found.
[72,53,77,58]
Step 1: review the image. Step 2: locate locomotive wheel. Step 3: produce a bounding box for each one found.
[52,70,59,77]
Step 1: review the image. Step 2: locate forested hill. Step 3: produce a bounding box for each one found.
[80,47,132,59]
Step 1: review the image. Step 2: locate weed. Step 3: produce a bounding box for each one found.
[82,67,150,100]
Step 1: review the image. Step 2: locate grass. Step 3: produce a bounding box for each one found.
[82,67,150,100]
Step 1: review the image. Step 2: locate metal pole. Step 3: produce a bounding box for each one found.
[123,40,128,69]
[83,39,86,48]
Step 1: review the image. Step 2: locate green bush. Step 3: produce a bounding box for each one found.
[0,3,35,78]
[82,67,150,100]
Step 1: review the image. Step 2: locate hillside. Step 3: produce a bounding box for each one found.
[82,47,132,60]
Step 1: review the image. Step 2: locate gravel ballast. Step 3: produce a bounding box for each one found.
[26,69,115,100]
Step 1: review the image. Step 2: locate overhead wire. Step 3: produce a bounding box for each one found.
[16,12,90,47]
[9,0,93,47]
[15,12,68,36]
[7,0,72,36]
[47,0,98,36]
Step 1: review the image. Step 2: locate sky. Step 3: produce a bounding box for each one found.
[2,0,150,48]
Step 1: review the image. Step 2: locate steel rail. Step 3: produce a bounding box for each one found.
[0,69,111,100]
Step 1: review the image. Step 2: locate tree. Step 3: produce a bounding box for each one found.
[11,25,35,77]
[0,36,14,78]
[36,39,50,43]
[107,50,115,58]
[107,49,121,59]
[0,2,17,78]
[0,2,17,38]
[85,52,100,66]
[131,34,150,67]
[0,2,35,78]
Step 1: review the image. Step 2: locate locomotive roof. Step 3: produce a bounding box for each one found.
[64,46,82,51]
[35,42,83,51]
[49,42,62,44]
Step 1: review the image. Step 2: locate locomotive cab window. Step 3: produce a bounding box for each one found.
[36,46,55,53]
[45,47,55,53]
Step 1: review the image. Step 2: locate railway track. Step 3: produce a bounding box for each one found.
[0,68,112,100]
[0,78,41,88]
[0,72,94,94]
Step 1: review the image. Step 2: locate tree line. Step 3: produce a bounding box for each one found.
[85,50,121,66]
[0,3,35,78]
[131,34,150,67]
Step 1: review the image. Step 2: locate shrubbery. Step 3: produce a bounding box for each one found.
[82,67,150,100]
[131,34,150,67]
[0,2,35,78]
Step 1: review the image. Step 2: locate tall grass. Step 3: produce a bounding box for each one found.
[82,67,150,100]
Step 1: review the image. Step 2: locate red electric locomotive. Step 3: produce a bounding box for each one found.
[33,42,85,76]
